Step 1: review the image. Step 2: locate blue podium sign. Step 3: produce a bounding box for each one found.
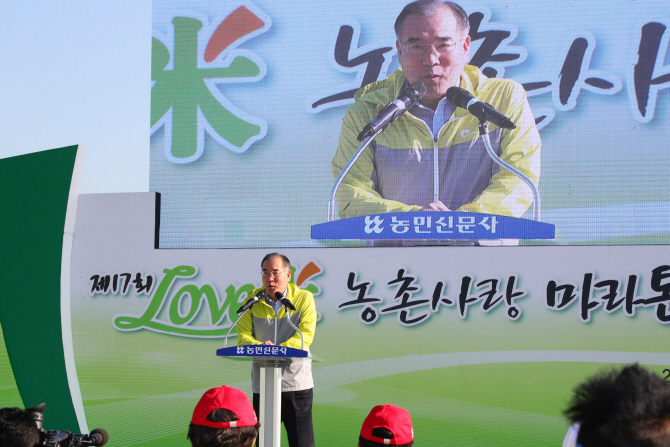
[311,211,555,240]
[217,345,308,358]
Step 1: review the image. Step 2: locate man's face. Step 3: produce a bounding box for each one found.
[261,257,291,299]
[396,7,471,109]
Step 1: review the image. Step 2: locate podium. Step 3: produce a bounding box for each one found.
[311,211,555,241]
[217,345,320,447]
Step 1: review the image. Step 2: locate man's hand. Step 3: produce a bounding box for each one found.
[263,340,275,345]
[421,200,450,211]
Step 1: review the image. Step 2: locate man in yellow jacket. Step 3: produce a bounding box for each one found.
[237,253,317,447]
[332,0,541,219]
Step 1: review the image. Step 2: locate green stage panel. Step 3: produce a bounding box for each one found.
[0,145,86,431]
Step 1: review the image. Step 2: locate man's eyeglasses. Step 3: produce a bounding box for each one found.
[402,38,465,56]
[262,270,287,278]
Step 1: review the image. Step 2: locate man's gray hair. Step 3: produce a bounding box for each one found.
[261,253,290,269]
[394,0,470,39]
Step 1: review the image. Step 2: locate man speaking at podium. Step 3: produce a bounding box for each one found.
[332,0,541,220]
[237,253,317,447]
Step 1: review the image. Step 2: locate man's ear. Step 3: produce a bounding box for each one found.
[463,34,471,58]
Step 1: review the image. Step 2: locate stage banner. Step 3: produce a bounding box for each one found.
[69,192,670,446]
[151,0,670,248]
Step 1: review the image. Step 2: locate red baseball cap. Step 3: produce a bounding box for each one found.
[360,404,413,445]
[191,386,257,429]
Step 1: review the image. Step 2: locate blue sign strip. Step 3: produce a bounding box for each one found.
[311,212,555,240]
[217,346,308,358]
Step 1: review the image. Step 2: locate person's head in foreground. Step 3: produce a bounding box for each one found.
[359,404,414,447]
[563,363,670,447]
[188,385,260,447]
[0,406,40,447]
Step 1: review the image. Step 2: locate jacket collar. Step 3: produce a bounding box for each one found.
[353,65,483,114]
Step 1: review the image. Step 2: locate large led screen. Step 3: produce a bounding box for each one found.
[151,0,670,248]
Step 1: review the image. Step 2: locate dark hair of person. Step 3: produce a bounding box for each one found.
[564,363,670,447]
[261,253,290,270]
[394,0,470,39]
[187,408,260,447]
[359,427,414,447]
[0,406,40,447]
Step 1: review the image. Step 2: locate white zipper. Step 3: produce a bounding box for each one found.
[433,135,439,202]
[407,111,464,205]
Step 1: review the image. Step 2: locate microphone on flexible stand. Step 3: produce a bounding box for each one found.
[446,87,516,129]
[446,86,541,221]
[275,292,304,350]
[224,290,266,348]
[275,292,296,311]
[357,81,427,141]
[237,290,265,314]
[328,82,427,221]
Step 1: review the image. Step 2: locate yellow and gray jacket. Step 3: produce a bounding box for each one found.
[237,283,316,393]
[332,65,541,218]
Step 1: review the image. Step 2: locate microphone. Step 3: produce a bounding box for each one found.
[237,290,265,314]
[275,292,296,311]
[446,87,516,130]
[357,81,427,141]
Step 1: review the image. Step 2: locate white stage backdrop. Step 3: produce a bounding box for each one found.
[68,192,670,446]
